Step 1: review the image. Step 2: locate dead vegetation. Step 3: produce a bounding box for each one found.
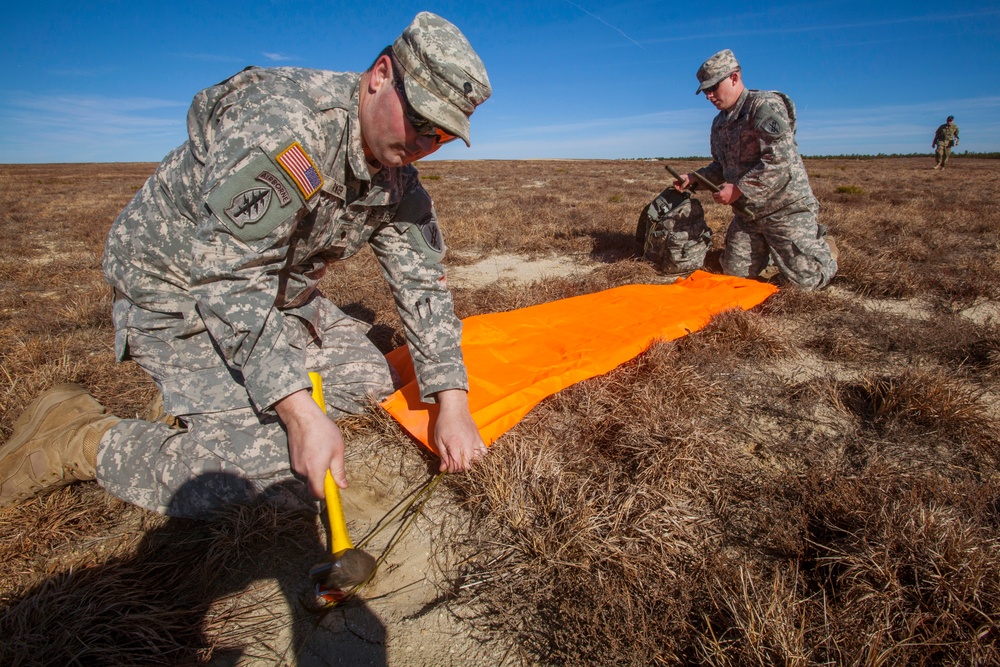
[2,158,999,665]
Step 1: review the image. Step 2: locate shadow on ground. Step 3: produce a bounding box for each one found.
[0,475,388,666]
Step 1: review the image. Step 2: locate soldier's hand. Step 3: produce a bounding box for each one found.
[433,389,486,473]
[714,182,743,206]
[673,173,694,192]
[276,388,348,497]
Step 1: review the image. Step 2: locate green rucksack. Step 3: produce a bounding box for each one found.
[634,187,712,276]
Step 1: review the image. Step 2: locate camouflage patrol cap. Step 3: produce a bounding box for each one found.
[947,116,954,121]
[392,12,491,147]
[695,49,740,95]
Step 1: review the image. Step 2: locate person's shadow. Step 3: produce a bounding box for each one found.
[0,474,387,666]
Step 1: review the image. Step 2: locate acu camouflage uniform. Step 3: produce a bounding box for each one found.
[101,67,466,516]
[933,121,959,169]
[695,88,837,290]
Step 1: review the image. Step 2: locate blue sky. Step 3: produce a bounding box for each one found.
[2,1,998,163]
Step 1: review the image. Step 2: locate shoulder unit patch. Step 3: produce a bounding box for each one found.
[224,187,272,227]
[756,112,788,139]
[255,170,291,206]
[206,149,301,244]
[276,142,323,199]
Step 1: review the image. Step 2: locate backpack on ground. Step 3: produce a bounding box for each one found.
[634,187,712,276]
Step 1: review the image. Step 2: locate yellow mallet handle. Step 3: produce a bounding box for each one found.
[309,372,354,554]
[324,470,354,553]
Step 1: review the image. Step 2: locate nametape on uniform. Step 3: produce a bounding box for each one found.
[326,180,347,200]
[276,142,323,199]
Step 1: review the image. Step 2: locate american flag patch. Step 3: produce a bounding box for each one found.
[276,142,323,199]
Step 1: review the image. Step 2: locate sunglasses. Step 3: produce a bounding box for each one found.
[703,72,736,94]
[391,63,458,145]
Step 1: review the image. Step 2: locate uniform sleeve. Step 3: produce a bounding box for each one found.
[189,91,327,412]
[368,179,467,402]
[733,97,796,207]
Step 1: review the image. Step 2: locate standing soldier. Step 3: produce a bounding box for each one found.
[674,49,837,290]
[933,116,960,170]
[0,12,491,516]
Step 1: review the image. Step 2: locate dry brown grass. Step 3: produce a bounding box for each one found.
[2,158,999,665]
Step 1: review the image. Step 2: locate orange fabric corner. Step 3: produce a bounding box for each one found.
[380,271,778,453]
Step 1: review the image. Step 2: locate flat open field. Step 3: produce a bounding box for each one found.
[1,157,999,665]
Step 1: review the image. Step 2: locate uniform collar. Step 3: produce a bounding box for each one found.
[721,87,750,121]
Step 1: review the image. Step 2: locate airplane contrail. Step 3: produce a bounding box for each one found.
[564,0,646,50]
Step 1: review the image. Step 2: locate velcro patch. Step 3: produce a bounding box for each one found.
[276,142,323,199]
[419,216,443,252]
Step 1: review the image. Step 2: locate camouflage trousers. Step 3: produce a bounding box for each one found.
[98,296,395,517]
[721,197,837,290]
[935,144,952,168]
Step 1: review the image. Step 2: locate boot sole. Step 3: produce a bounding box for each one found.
[0,383,95,459]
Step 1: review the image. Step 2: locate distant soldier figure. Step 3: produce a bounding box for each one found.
[933,116,959,170]
[674,49,837,290]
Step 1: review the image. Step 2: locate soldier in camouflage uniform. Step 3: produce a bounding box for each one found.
[674,49,837,290]
[933,116,959,170]
[0,12,491,517]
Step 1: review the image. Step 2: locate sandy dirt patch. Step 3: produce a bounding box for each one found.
[959,298,1000,325]
[447,252,602,289]
[226,434,511,667]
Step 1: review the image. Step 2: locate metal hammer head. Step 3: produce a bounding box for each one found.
[309,547,378,591]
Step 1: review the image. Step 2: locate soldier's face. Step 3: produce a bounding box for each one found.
[704,72,741,111]
[359,56,441,168]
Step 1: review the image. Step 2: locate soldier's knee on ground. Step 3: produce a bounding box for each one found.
[779,251,836,291]
[719,248,747,277]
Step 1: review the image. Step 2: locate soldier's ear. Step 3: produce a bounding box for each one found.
[369,55,393,94]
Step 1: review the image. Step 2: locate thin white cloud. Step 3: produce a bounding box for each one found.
[452,107,709,160]
[262,52,297,62]
[47,66,116,78]
[0,92,187,163]
[564,0,645,49]
[793,96,1000,154]
[449,95,1000,160]
[645,8,1000,44]
[488,108,706,138]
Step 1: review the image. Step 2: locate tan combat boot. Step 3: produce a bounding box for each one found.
[827,235,840,263]
[140,390,182,429]
[0,384,120,507]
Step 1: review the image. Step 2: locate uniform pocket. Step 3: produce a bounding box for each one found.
[112,298,133,361]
